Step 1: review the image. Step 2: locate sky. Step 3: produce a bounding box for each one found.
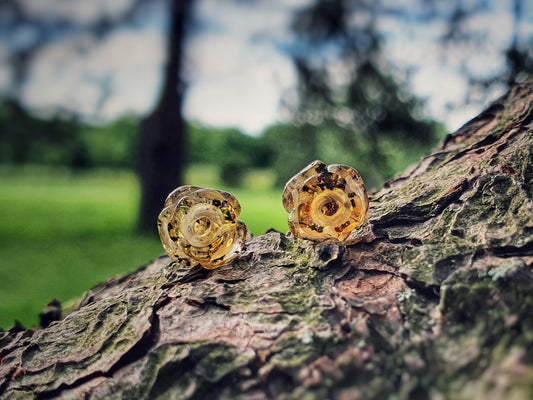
[2,0,533,135]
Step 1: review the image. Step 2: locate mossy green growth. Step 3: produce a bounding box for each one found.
[440,263,533,336]
[397,288,439,334]
[334,261,533,400]
[394,165,532,286]
[267,333,319,370]
[194,344,255,383]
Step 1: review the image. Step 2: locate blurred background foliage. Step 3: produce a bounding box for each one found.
[0,108,445,189]
[0,0,532,328]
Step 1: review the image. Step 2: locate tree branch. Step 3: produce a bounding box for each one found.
[1,78,533,399]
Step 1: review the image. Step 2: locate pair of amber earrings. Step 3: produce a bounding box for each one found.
[158,160,369,269]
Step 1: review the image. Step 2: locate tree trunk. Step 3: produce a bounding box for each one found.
[138,0,192,233]
[2,79,533,399]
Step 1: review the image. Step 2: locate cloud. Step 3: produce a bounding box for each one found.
[22,27,164,120]
[19,0,135,25]
[378,1,523,132]
[15,0,533,136]
[183,0,298,134]
[184,51,295,135]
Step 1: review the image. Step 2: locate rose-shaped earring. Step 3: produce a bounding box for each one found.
[158,185,248,269]
[282,160,369,241]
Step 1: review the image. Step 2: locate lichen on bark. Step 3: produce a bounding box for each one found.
[1,79,533,399]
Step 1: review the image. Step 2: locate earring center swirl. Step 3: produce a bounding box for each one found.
[181,203,221,247]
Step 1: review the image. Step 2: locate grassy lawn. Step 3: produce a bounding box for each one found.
[0,165,287,329]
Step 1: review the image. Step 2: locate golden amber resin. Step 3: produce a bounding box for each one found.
[158,186,247,269]
[283,160,369,241]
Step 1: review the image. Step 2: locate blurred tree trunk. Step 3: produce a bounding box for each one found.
[2,79,533,399]
[138,0,192,233]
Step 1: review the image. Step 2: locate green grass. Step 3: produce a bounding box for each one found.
[0,165,287,329]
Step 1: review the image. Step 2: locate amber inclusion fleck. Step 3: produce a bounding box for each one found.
[282,160,369,241]
[158,186,247,269]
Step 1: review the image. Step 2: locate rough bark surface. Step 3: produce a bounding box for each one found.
[2,80,533,399]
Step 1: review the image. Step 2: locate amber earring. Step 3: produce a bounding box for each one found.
[158,185,248,269]
[282,160,369,241]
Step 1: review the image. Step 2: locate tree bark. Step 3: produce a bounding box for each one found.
[138,0,192,233]
[2,79,533,399]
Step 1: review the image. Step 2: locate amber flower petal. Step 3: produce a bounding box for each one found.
[158,186,247,269]
[283,160,369,241]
